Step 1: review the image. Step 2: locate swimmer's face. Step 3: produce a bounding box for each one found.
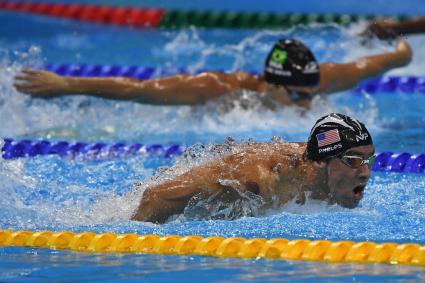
[264,83,318,104]
[286,84,319,96]
[326,145,375,209]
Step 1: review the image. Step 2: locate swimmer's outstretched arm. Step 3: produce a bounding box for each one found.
[365,17,425,39]
[132,147,281,223]
[132,162,234,223]
[132,173,205,223]
[317,38,412,94]
[14,70,257,105]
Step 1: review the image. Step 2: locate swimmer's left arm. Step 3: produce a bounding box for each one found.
[132,149,277,223]
[317,39,412,94]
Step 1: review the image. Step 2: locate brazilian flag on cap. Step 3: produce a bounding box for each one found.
[271,49,287,64]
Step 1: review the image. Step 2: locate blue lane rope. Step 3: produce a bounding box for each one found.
[42,64,425,94]
[2,138,424,173]
[1,138,183,160]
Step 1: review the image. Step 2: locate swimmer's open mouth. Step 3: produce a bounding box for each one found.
[353,185,365,199]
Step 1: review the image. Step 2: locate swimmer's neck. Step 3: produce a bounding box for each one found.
[255,79,315,108]
[296,159,330,204]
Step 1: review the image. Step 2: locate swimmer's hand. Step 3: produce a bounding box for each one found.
[394,38,412,66]
[363,18,400,39]
[14,69,69,98]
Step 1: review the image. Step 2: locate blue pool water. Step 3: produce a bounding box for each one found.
[1,0,425,282]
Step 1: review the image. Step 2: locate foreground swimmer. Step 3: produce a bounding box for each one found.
[14,38,411,108]
[132,113,375,223]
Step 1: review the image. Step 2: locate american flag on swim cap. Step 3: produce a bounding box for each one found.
[316,129,341,147]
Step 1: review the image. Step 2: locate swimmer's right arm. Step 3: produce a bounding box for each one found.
[132,178,202,223]
[318,38,412,94]
[132,149,277,223]
[14,69,255,105]
[132,164,224,223]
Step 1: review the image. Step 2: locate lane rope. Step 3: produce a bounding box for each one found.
[1,230,424,266]
[41,63,425,94]
[0,1,409,29]
[0,1,165,28]
[1,138,183,160]
[2,138,425,173]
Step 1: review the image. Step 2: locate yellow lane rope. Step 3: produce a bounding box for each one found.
[1,230,424,266]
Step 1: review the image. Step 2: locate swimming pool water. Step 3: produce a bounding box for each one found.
[2,247,425,283]
[1,1,425,282]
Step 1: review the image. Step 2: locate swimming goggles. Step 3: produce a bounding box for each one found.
[339,154,376,169]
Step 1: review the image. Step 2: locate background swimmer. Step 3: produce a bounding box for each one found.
[14,38,411,109]
[132,113,375,223]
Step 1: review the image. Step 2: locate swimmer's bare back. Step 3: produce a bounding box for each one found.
[131,142,311,223]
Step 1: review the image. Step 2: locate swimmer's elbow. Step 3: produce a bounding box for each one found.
[131,211,158,223]
[131,212,165,224]
[131,189,166,223]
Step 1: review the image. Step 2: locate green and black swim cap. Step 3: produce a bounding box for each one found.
[306,113,373,161]
[264,38,320,87]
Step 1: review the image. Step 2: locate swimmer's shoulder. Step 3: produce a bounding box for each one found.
[265,142,307,166]
[238,141,306,151]
[236,141,306,163]
[228,71,264,91]
[266,143,309,178]
[268,141,307,154]
[192,71,263,91]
